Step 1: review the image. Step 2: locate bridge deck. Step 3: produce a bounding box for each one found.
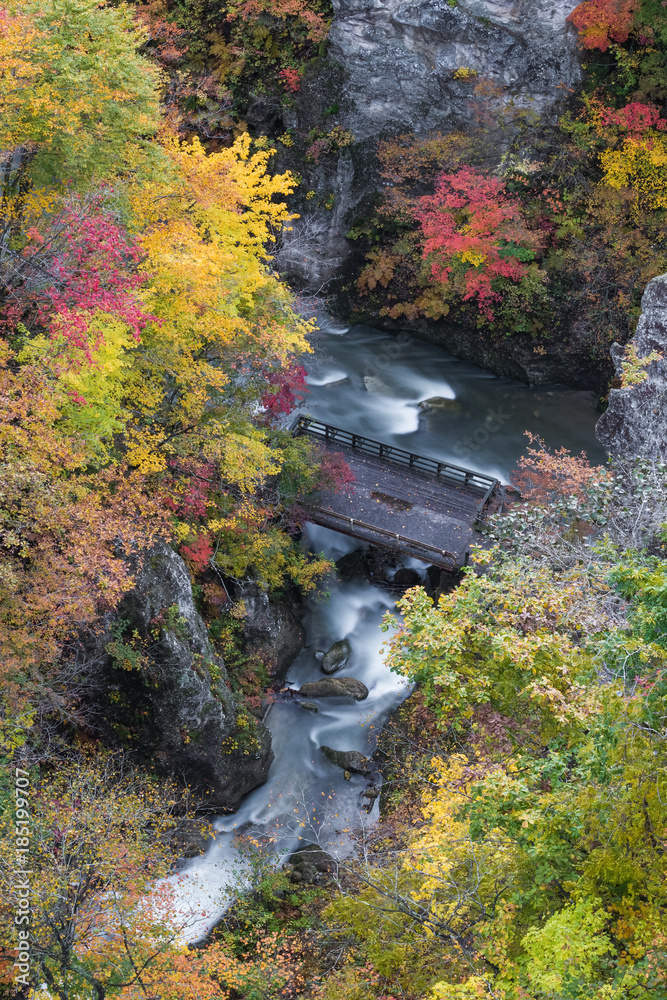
[293,417,499,569]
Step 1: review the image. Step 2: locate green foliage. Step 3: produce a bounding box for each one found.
[210,608,271,711]
[610,552,667,646]
[327,455,667,1000]
[382,559,596,736]
[1,0,163,189]
[106,624,148,673]
[222,865,319,944]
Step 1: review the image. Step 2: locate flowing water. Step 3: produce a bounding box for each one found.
[302,321,607,482]
[171,318,606,941]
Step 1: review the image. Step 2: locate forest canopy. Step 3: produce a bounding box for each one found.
[0,0,332,711]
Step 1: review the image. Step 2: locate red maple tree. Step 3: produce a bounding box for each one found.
[416,167,545,321]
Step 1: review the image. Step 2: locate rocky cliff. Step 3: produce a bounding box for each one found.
[329,0,581,139]
[279,0,581,290]
[236,580,306,685]
[596,274,667,460]
[90,542,274,812]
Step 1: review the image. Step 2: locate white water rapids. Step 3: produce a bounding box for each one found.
[171,524,411,942]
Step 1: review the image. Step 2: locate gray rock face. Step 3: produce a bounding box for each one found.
[321,746,373,773]
[298,676,370,700]
[596,274,667,460]
[278,0,581,290]
[329,0,581,140]
[95,542,273,811]
[236,581,306,684]
[321,638,352,674]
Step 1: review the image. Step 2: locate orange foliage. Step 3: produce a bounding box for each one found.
[0,344,169,708]
[228,0,328,43]
[511,432,607,504]
[133,0,189,66]
[567,0,638,51]
[376,131,471,217]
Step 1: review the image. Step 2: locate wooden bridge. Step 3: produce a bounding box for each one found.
[292,416,499,571]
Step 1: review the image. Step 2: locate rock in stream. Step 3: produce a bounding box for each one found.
[298,676,369,700]
[321,638,352,674]
[320,746,373,774]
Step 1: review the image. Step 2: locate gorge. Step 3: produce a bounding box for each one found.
[169,310,607,940]
[3,0,667,995]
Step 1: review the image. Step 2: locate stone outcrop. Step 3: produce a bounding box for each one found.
[298,676,370,700]
[321,638,352,674]
[596,274,667,460]
[236,581,306,684]
[320,746,373,773]
[328,0,581,140]
[91,542,274,811]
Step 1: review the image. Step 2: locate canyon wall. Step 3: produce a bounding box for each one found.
[597,274,667,460]
[279,0,581,290]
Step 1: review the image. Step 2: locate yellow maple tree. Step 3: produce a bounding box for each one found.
[126,132,312,485]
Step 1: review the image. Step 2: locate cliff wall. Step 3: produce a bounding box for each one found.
[279,0,581,291]
[597,274,667,460]
[88,543,275,812]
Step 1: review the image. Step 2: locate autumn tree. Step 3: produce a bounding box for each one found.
[0,0,162,189]
[0,0,330,716]
[567,0,639,50]
[0,750,304,998]
[567,0,667,51]
[415,168,548,324]
[0,342,170,712]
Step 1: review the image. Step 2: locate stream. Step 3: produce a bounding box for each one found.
[171,318,606,942]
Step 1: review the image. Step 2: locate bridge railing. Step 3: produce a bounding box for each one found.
[306,505,457,568]
[292,414,499,506]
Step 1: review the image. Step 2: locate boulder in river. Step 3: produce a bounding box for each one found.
[321,638,352,674]
[321,746,373,774]
[300,701,319,714]
[363,374,393,395]
[298,677,369,700]
[335,548,369,582]
[418,396,461,413]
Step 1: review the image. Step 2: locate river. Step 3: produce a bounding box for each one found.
[170,318,606,941]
